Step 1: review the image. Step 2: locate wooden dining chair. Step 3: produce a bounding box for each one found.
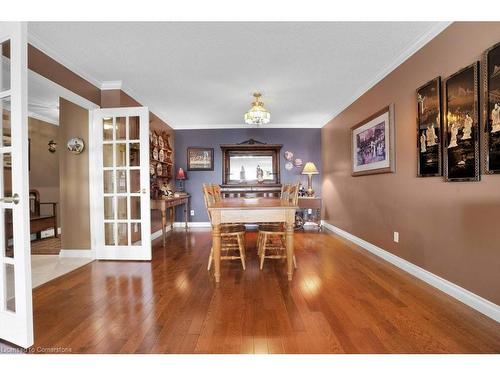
[257,182,299,270]
[203,183,247,271]
[211,184,222,202]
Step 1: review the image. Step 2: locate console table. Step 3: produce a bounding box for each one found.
[151,195,190,246]
[296,197,322,231]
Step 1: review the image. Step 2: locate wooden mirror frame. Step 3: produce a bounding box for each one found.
[220,139,282,186]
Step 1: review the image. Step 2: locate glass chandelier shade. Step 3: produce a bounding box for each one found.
[244,92,270,125]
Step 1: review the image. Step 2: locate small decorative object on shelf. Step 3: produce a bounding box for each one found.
[158,134,164,149]
[301,161,319,197]
[294,158,303,167]
[152,132,158,147]
[159,149,165,162]
[67,137,85,154]
[298,184,306,197]
[156,162,163,176]
[152,147,159,160]
[176,167,187,192]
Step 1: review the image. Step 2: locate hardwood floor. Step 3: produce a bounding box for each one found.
[1,228,499,353]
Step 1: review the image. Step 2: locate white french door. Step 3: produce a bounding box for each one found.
[0,23,33,348]
[92,107,151,260]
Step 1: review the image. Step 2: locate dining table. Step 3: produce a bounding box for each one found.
[207,197,298,282]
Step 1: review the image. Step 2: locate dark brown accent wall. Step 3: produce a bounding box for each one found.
[28,45,101,106]
[59,98,91,250]
[321,22,500,305]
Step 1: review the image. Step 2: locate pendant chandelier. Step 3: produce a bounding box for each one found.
[244,92,270,125]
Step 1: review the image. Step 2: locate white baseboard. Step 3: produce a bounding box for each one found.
[173,221,211,228]
[321,220,500,323]
[59,249,95,259]
[151,229,165,241]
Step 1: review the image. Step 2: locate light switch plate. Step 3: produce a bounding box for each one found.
[190,210,195,216]
[393,231,399,243]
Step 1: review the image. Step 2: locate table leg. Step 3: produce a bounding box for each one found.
[285,222,294,281]
[161,208,167,247]
[184,201,188,229]
[170,207,175,230]
[212,224,221,283]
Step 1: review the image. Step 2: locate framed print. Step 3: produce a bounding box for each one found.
[187,147,214,171]
[444,62,480,182]
[483,41,500,174]
[351,104,395,176]
[417,77,442,176]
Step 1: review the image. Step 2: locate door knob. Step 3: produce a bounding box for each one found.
[0,193,20,205]
[141,188,146,194]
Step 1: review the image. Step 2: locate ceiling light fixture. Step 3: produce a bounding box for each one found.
[244,92,270,125]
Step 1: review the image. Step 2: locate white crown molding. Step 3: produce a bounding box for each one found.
[59,249,95,259]
[321,221,500,323]
[172,123,323,130]
[28,111,59,126]
[320,21,452,127]
[28,31,103,89]
[101,80,122,90]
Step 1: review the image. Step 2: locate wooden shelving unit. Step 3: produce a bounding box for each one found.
[150,130,173,199]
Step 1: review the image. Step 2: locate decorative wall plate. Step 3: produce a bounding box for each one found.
[159,149,165,162]
[285,161,293,171]
[284,151,294,161]
[294,158,303,167]
[152,147,159,160]
[67,137,85,154]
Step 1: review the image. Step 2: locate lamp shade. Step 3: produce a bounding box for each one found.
[176,167,187,180]
[301,162,319,175]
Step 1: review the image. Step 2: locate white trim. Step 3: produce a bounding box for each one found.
[101,80,122,90]
[171,123,323,130]
[321,221,500,323]
[320,22,451,127]
[59,249,95,258]
[28,32,103,89]
[28,111,58,126]
[173,221,211,228]
[151,229,164,241]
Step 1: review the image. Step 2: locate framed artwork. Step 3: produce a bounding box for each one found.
[351,104,395,176]
[187,147,214,171]
[444,62,480,182]
[483,41,500,174]
[417,77,442,176]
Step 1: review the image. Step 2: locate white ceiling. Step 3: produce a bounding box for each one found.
[27,22,449,129]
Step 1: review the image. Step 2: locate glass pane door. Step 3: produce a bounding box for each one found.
[0,22,33,349]
[93,107,151,260]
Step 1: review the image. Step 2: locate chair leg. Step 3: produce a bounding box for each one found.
[207,247,213,271]
[237,234,246,270]
[260,234,267,270]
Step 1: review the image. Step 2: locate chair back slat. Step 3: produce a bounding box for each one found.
[211,184,222,202]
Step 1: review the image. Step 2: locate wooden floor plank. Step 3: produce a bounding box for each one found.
[2,228,499,354]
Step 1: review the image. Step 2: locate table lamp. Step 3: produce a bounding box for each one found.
[301,162,319,197]
[176,167,187,192]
